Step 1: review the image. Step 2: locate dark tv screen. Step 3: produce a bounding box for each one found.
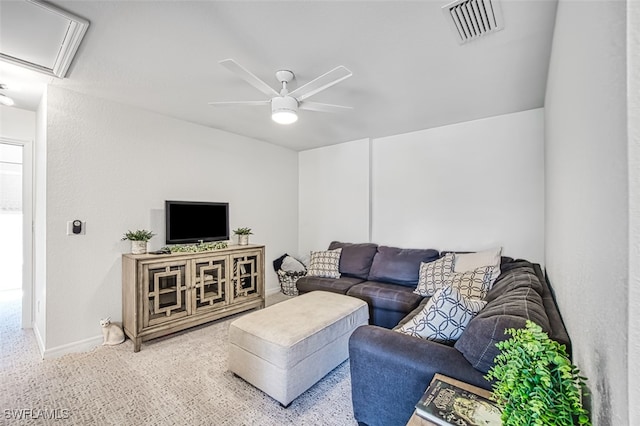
[165,201,229,244]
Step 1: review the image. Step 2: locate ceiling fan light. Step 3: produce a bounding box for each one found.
[0,94,15,106]
[271,96,298,125]
[272,110,298,125]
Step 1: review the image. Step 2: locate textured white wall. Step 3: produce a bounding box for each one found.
[372,109,544,262]
[298,139,370,256]
[43,86,298,355]
[545,1,628,424]
[627,1,639,424]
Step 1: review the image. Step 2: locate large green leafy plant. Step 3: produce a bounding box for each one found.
[485,320,591,426]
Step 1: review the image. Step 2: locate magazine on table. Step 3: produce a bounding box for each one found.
[414,374,502,426]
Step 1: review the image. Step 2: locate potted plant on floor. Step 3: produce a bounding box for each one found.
[122,229,156,254]
[233,227,253,246]
[485,320,591,426]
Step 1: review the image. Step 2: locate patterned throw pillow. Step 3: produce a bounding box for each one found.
[413,253,455,297]
[453,247,502,286]
[306,248,342,278]
[448,266,494,300]
[397,285,487,343]
[453,247,501,270]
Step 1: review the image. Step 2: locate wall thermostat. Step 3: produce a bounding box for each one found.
[67,220,86,235]
[72,220,82,234]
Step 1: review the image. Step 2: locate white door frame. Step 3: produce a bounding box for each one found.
[0,137,34,329]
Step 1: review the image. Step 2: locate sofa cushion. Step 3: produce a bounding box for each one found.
[296,276,364,295]
[328,241,378,280]
[347,281,423,314]
[393,297,430,330]
[484,261,545,301]
[307,248,342,279]
[396,286,486,343]
[414,253,455,297]
[454,262,551,373]
[367,246,439,287]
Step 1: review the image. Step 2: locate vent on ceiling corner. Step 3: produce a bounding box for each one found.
[442,0,504,44]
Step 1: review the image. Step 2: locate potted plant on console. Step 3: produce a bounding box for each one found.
[485,320,591,426]
[122,229,156,254]
[233,227,253,246]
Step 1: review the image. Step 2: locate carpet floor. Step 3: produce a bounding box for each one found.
[0,291,358,425]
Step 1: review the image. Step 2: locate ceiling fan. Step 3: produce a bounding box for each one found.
[209,59,353,125]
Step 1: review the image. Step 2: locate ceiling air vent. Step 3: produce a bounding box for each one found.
[442,0,504,44]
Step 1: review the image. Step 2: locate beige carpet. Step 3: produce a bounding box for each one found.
[0,291,357,425]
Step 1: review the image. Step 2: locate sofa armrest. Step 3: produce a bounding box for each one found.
[349,325,491,426]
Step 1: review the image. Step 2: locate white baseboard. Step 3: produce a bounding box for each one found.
[32,322,45,359]
[32,321,103,359]
[35,288,282,359]
[266,286,282,297]
[42,335,103,359]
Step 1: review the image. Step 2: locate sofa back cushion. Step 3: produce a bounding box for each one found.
[454,261,551,373]
[367,246,439,286]
[328,241,379,280]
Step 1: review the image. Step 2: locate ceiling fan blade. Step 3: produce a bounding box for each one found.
[219,59,279,97]
[299,102,353,113]
[289,66,352,102]
[208,100,271,107]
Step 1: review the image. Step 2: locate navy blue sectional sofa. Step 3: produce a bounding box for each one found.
[297,241,439,328]
[296,241,570,426]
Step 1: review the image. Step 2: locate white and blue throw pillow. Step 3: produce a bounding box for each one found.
[397,285,486,343]
[306,248,342,279]
[453,247,502,286]
[413,253,455,297]
[447,265,494,300]
[414,256,493,300]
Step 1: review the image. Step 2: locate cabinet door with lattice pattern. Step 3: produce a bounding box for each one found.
[191,255,229,314]
[230,249,263,302]
[142,260,190,327]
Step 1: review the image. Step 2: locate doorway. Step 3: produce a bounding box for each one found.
[0,139,33,329]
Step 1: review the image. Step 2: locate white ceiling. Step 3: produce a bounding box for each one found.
[0,0,558,151]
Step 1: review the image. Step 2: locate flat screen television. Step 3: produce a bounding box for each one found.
[165,201,229,244]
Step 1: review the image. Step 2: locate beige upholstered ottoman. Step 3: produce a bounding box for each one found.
[228,291,369,406]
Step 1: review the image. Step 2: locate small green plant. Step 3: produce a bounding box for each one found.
[232,227,253,235]
[485,320,591,426]
[121,229,156,242]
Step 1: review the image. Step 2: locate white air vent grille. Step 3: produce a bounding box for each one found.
[442,0,504,44]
